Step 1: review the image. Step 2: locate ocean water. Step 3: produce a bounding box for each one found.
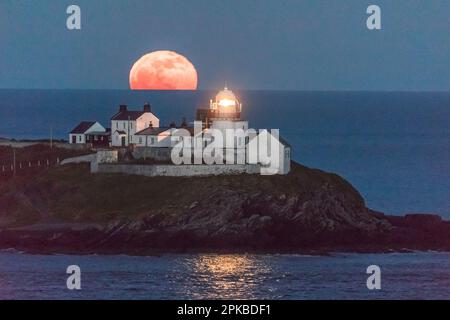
[0,251,449,300]
[0,89,448,217]
[0,90,450,300]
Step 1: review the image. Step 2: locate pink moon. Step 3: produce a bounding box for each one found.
[129,50,198,90]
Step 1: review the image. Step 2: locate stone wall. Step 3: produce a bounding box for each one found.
[91,150,118,172]
[62,150,118,172]
[97,150,118,163]
[132,147,171,162]
[94,163,260,177]
[60,153,97,165]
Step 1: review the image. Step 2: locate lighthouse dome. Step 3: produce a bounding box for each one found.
[209,86,242,114]
[214,86,240,109]
[216,87,237,103]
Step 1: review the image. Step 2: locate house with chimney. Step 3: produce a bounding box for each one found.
[69,121,106,145]
[85,128,111,148]
[111,103,160,147]
[133,118,193,148]
[67,88,291,175]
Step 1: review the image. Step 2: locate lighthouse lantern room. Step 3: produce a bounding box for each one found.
[210,86,242,116]
[196,87,248,132]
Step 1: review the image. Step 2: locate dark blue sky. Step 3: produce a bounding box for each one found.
[0,0,448,90]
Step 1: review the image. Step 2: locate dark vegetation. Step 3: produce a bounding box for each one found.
[0,143,449,254]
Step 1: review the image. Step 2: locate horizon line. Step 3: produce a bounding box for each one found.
[0,88,449,93]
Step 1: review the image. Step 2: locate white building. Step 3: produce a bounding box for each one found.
[73,89,291,175]
[111,103,160,147]
[134,127,174,147]
[170,87,290,174]
[69,121,106,144]
[248,130,291,175]
[132,87,291,174]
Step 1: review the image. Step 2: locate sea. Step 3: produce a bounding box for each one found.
[0,89,449,300]
[0,251,449,300]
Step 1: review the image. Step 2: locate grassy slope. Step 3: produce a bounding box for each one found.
[0,157,365,227]
[0,144,91,164]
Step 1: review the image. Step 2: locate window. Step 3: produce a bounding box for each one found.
[130,122,133,129]
[78,135,82,142]
[139,137,142,144]
[94,135,98,141]
[123,122,125,129]
[150,137,155,144]
[285,149,290,158]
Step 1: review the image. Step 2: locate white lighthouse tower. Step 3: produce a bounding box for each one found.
[194,86,291,174]
[195,87,249,163]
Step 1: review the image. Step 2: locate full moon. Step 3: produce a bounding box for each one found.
[129,50,198,90]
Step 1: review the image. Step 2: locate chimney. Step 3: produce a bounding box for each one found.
[143,102,151,112]
[169,121,176,128]
[119,105,127,112]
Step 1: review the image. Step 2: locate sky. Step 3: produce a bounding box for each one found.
[0,0,448,90]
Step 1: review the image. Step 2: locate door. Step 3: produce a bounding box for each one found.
[72,135,77,144]
[121,136,126,147]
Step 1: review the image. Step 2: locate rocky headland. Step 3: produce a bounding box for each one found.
[0,144,449,255]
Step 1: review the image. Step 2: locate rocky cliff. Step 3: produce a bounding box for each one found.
[0,145,449,255]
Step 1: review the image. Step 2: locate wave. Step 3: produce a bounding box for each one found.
[0,248,26,254]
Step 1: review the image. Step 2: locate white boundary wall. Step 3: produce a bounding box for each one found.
[93,163,260,177]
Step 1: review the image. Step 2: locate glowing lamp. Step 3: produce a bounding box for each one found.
[218,99,237,107]
[210,87,242,113]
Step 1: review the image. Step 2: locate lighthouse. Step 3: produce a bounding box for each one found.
[194,87,248,164]
[193,87,291,174]
[196,86,248,133]
[210,86,242,117]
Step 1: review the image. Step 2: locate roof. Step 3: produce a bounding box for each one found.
[182,127,196,135]
[249,130,291,148]
[111,111,145,121]
[135,126,195,136]
[70,121,96,134]
[114,130,126,135]
[135,127,170,136]
[86,131,111,136]
[196,108,241,121]
[278,136,291,148]
[215,87,238,103]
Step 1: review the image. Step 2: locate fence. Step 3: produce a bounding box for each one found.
[0,157,61,176]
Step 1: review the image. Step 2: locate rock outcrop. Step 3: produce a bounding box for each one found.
[0,149,449,255]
